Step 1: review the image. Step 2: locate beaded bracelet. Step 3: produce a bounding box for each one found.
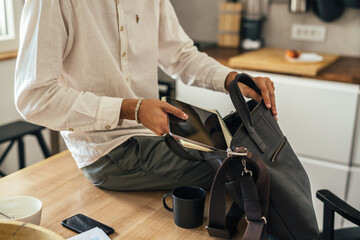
[134,98,144,124]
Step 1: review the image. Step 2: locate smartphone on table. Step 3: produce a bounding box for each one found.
[61,213,114,235]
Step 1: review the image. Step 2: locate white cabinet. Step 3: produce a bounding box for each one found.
[300,156,350,230]
[261,72,358,166]
[352,96,360,167]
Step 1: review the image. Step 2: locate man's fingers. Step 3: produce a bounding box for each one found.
[250,89,262,103]
[163,103,188,120]
[266,80,277,117]
[245,76,278,120]
[237,82,261,102]
[261,79,273,108]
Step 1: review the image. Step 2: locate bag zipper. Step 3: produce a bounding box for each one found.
[271,137,287,162]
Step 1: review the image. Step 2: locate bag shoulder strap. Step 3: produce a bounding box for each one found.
[207,148,270,240]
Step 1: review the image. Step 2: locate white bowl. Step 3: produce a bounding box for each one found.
[0,196,42,225]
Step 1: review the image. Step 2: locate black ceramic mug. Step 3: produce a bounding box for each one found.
[163,186,206,229]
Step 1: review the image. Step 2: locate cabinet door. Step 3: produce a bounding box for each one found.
[300,156,350,230]
[352,95,360,167]
[265,72,358,165]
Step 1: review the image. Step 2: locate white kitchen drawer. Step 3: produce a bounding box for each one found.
[300,156,350,231]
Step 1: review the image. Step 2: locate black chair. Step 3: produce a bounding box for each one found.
[317,189,360,240]
[0,120,51,176]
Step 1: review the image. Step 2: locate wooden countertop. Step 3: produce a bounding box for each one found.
[0,51,17,61]
[0,151,244,239]
[203,47,360,85]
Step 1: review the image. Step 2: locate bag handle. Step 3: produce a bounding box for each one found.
[229,74,267,152]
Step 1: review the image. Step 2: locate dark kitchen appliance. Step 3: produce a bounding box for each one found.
[241,0,269,50]
[343,0,360,8]
[312,0,345,22]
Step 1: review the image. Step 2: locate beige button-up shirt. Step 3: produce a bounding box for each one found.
[15,0,233,168]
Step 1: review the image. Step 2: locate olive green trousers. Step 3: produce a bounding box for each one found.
[81,136,214,191]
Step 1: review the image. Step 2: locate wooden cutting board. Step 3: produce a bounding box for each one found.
[228,48,339,77]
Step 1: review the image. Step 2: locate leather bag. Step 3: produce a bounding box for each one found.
[166,73,319,239]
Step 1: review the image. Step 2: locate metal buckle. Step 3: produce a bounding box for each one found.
[241,158,253,177]
[245,216,267,224]
[226,147,248,157]
[226,148,252,176]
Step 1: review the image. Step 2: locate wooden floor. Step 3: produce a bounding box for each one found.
[0,151,245,239]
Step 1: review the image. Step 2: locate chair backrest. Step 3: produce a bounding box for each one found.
[316,189,360,240]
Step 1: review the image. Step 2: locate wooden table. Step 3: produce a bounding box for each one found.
[0,151,244,239]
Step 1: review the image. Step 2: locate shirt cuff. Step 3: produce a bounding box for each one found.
[212,66,236,93]
[96,96,123,130]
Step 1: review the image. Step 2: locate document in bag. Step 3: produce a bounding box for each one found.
[163,97,232,152]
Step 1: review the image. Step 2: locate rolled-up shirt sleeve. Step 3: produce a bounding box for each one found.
[157,0,234,93]
[15,0,122,132]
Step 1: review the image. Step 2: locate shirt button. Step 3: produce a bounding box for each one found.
[122,52,126,57]
[126,78,129,82]
[69,128,74,132]
[120,26,124,31]
[105,125,111,130]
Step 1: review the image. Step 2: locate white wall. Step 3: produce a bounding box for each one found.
[263,3,360,57]
[0,59,19,123]
[171,0,360,57]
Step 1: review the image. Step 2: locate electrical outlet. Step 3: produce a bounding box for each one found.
[291,24,326,42]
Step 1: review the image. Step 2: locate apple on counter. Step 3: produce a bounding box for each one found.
[285,49,323,62]
[286,49,300,59]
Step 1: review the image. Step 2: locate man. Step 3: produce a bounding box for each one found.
[15,0,276,191]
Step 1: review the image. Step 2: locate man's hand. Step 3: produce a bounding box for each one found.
[120,99,188,136]
[225,71,277,120]
[139,99,188,136]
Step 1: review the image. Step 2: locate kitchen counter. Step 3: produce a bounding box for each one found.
[203,47,360,85]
